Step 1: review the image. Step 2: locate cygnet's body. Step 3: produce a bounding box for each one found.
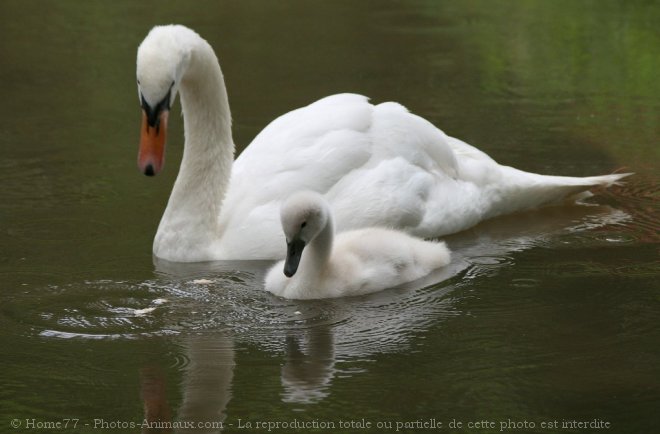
[265,191,451,299]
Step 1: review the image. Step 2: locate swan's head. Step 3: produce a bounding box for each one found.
[280,191,330,277]
[136,25,195,176]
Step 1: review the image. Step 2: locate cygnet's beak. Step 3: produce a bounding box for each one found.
[284,239,306,277]
[138,93,170,176]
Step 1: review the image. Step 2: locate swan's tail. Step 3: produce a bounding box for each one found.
[496,169,633,214]
[557,172,632,202]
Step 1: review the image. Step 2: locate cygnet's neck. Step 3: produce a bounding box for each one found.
[296,214,334,289]
[154,37,234,260]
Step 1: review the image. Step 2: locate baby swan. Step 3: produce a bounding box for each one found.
[264,191,451,300]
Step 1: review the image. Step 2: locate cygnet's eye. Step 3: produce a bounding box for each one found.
[301,221,307,229]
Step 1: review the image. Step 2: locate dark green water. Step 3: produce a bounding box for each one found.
[1,1,658,433]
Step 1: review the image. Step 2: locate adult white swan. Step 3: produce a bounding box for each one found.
[136,25,629,262]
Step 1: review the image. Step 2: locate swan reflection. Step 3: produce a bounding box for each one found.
[280,327,336,404]
[141,333,234,434]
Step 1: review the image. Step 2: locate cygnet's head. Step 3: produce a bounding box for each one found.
[280,191,330,277]
[136,25,197,176]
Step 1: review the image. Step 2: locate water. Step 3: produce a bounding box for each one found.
[1,1,658,433]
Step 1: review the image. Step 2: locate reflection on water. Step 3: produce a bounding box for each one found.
[1,0,658,432]
[140,365,173,432]
[139,334,234,434]
[176,334,234,433]
[4,202,639,417]
[281,329,335,404]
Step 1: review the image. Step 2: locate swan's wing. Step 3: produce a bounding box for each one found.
[233,93,460,187]
[368,101,458,178]
[219,94,465,257]
[321,99,464,233]
[230,94,375,199]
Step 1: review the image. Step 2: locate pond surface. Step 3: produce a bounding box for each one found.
[1,1,658,433]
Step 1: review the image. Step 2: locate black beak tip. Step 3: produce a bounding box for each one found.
[143,164,155,177]
[283,239,304,278]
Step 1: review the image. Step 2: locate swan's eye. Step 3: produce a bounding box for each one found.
[137,79,141,85]
[301,222,307,229]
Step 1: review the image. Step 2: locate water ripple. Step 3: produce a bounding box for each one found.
[3,280,177,340]
[5,179,654,366]
[596,178,660,244]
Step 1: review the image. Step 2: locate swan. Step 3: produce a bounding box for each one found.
[136,24,630,262]
[264,191,451,299]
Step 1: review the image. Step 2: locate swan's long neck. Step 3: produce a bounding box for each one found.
[154,39,234,261]
[296,214,334,290]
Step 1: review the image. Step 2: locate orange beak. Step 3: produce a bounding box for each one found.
[138,110,168,176]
